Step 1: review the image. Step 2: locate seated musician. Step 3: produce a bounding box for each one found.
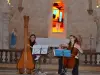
[58,35,83,75]
[29,34,40,70]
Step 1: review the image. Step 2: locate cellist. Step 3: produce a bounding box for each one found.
[58,35,83,75]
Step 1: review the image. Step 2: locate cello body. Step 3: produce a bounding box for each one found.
[63,46,78,69]
[17,16,35,74]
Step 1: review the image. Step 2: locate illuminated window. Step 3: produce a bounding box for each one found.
[96,0,100,8]
[7,0,11,5]
[52,1,64,32]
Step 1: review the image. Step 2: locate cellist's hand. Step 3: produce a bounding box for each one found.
[59,44,63,49]
[61,44,67,47]
[71,54,75,57]
[59,44,68,49]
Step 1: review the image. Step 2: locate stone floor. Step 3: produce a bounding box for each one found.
[0,69,100,75]
[0,64,100,75]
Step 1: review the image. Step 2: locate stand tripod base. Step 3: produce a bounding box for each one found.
[60,68,66,75]
[18,68,32,74]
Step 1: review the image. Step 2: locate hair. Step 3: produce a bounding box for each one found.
[29,34,36,47]
[30,34,36,39]
[68,35,79,47]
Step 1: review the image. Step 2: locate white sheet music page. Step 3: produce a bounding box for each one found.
[32,45,41,54]
[41,45,49,54]
[53,49,55,56]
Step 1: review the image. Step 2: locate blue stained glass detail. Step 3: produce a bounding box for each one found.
[59,12,62,22]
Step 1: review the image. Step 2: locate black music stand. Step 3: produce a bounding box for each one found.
[54,49,71,75]
[61,51,66,75]
[32,45,49,74]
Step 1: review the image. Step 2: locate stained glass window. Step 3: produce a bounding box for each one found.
[7,0,11,5]
[96,0,100,8]
[52,1,64,32]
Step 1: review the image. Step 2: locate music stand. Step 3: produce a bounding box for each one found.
[54,49,71,75]
[32,45,49,74]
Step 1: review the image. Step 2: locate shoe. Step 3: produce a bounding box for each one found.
[33,69,36,72]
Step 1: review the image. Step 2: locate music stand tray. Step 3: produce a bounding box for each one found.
[53,49,71,57]
[54,49,71,75]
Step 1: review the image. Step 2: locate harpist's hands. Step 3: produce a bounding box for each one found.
[27,44,30,46]
[27,44,33,48]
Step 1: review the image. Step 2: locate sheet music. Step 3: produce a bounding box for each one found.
[32,45,41,54]
[41,45,49,54]
[53,49,55,56]
[32,45,48,54]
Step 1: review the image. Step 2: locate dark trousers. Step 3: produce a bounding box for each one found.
[58,58,79,75]
[72,58,79,75]
[58,57,65,75]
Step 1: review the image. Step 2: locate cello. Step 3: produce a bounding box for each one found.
[61,43,78,69]
[17,15,35,74]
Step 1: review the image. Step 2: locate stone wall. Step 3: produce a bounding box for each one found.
[9,0,53,49]
[0,0,99,50]
[66,0,97,50]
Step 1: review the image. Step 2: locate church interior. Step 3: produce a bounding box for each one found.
[0,0,100,75]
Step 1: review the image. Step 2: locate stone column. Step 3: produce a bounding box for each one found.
[1,12,9,49]
[95,17,100,64]
[0,12,10,49]
[0,0,10,49]
[0,12,3,49]
[92,9,100,64]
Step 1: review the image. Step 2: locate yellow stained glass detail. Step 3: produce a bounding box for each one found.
[96,0,100,8]
[52,23,64,32]
[7,0,11,5]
